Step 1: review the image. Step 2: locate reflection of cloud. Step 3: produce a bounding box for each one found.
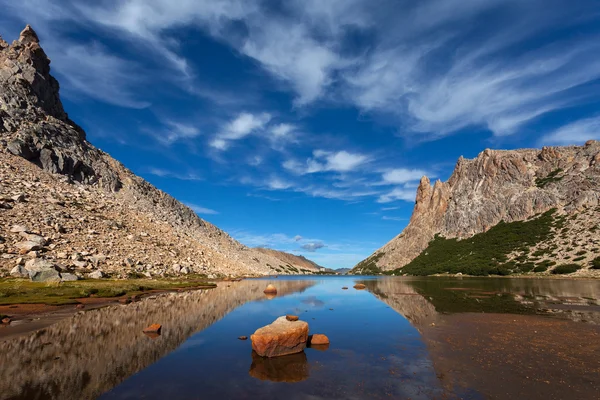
[301,296,325,307]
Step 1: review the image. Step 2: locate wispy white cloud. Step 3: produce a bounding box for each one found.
[156,120,201,144]
[146,167,203,181]
[378,186,417,203]
[382,216,408,222]
[539,116,600,146]
[381,168,427,184]
[210,112,272,150]
[284,150,369,174]
[186,203,219,215]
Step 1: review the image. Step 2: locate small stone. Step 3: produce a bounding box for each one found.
[309,334,330,346]
[286,315,299,321]
[76,304,85,309]
[238,336,248,340]
[264,284,277,294]
[73,261,88,268]
[353,284,366,290]
[11,193,26,202]
[180,266,190,275]
[172,263,181,274]
[342,287,348,290]
[143,324,162,334]
[10,225,28,233]
[15,241,42,252]
[2,317,11,325]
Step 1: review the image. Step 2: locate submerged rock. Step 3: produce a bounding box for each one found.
[309,334,330,345]
[353,283,366,290]
[251,316,309,357]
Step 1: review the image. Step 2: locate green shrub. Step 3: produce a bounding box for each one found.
[591,257,600,269]
[353,252,384,275]
[535,168,563,188]
[552,264,581,274]
[573,256,586,262]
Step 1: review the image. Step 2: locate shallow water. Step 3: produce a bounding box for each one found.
[1,276,599,400]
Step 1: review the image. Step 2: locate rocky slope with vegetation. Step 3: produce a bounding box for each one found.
[253,247,323,274]
[0,25,303,280]
[353,143,600,277]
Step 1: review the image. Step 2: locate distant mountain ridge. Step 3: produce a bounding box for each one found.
[0,25,299,278]
[254,247,324,274]
[353,143,600,277]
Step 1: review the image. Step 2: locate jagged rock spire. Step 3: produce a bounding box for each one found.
[18,25,40,44]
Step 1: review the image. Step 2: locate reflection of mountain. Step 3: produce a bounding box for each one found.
[362,277,600,328]
[362,279,438,330]
[249,351,309,382]
[0,280,314,400]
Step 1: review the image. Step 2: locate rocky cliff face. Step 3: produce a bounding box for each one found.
[0,26,295,278]
[354,142,600,274]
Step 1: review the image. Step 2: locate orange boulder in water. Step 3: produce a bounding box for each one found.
[251,316,309,357]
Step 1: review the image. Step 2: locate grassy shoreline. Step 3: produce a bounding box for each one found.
[0,277,217,306]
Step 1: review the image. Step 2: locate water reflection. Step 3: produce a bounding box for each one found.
[359,276,600,326]
[0,279,314,400]
[2,276,599,400]
[249,351,309,383]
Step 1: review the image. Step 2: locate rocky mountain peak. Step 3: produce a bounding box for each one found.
[1,25,298,279]
[354,142,600,274]
[18,25,40,44]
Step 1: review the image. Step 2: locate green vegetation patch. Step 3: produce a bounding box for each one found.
[535,168,564,188]
[353,252,384,275]
[591,256,600,269]
[0,278,216,305]
[391,209,558,276]
[551,264,581,275]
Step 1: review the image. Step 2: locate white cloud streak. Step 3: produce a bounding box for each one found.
[210,112,271,150]
[539,116,600,146]
[186,203,219,215]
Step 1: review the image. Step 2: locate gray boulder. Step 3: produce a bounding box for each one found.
[10,265,28,278]
[24,258,56,273]
[60,273,78,282]
[30,269,61,282]
[88,270,104,279]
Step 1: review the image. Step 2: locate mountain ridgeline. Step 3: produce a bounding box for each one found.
[353,144,600,277]
[0,26,318,279]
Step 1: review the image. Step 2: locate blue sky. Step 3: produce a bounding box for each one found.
[1,1,600,269]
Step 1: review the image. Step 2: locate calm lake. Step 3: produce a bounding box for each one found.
[1,276,599,400]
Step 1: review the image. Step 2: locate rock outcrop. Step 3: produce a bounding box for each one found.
[250,316,309,357]
[0,26,304,278]
[354,143,600,274]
